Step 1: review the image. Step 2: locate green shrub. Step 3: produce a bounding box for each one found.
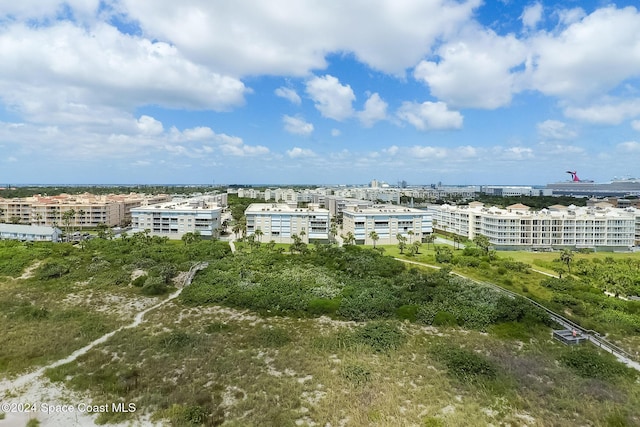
[353,322,405,353]
[141,276,168,295]
[488,322,529,340]
[308,298,340,316]
[37,260,70,279]
[131,275,148,287]
[337,286,398,321]
[560,347,635,381]
[432,346,497,381]
[396,304,419,321]
[433,311,458,327]
[342,364,371,385]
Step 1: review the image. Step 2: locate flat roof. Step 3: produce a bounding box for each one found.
[245,203,328,214]
[0,224,61,234]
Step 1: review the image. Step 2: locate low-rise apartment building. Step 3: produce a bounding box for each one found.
[131,198,222,239]
[0,193,171,228]
[245,203,329,243]
[0,224,61,242]
[430,202,638,250]
[341,205,432,245]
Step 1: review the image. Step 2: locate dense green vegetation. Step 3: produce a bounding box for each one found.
[182,245,550,332]
[2,236,639,426]
[0,185,221,198]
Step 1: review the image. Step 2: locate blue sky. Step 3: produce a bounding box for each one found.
[1,0,640,185]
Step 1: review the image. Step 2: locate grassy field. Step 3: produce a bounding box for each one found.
[2,239,640,426]
[44,299,640,426]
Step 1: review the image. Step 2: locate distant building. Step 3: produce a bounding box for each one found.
[0,193,171,228]
[245,203,329,243]
[430,202,638,250]
[131,197,222,239]
[0,224,61,242]
[341,204,432,245]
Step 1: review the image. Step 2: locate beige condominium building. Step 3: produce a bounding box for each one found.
[245,203,330,243]
[341,205,432,245]
[131,198,222,239]
[429,202,638,250]
[0,193,171,228]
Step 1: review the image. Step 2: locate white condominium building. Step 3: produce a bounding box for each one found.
[430,202,638,250]
[245,203,329,243]
[131,198,222,239]
[341,205,432,245]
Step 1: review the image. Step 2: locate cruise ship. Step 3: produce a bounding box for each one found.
[546,171,640,197]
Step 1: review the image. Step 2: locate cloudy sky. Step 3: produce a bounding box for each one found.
[1,0,640,185]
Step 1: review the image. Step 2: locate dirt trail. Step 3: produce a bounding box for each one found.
[0,262,208,427]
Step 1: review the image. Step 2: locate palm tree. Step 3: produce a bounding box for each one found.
[300,229,306,243]
[408,230,414,244]
[341,231,356,246]
[62,209,76,242]
[424,234,435,251]
[453,235,461,250]
[369,231,379,248]
[254,228,264,242]
[473,234,490,255]
[232,222,242,239]
[396,233,407,254]
[560,249,574,274]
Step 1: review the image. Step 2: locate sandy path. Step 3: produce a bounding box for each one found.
[0,263,207,427]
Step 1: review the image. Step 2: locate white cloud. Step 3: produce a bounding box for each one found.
[137,115,164,135]
[331,128,341,137]
[396,101,463,130]
[537,120,577,140]
[456,145,478,158]
[521,3,543,30]
[306,75,355,121]
[358,93,388,127]
[564,99,640,125]
[501,146,534,160]
[383,145,399,156]
[118,0,481,76]
[179,127,216,141]
[408,146,448,159]
[414,27,527,109]
[275,87,301,105]
[528,6,640,99]
[0,21,247,125]
[536,142,585,156]
[0,1,101,23]
[617,141,640,152]
[286,147,316,158]
[282,115,314,136]
[555,7,586,27]
[221,144,269,157]
[632,120,640,131]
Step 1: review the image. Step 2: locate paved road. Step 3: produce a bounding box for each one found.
[394,257,640,372]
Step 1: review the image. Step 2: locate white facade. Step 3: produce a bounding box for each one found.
[430,203,638,250]
[245,203,329,243]
[0,224,61,242]
[131,198,222,239]
[342,205,432,245]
